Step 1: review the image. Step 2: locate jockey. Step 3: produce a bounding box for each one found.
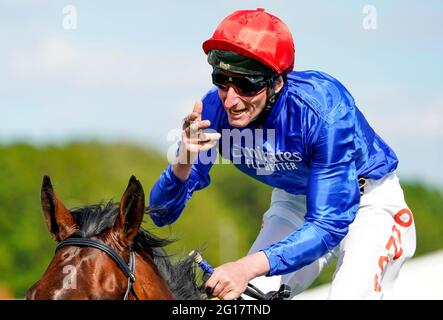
[149,8,416,299]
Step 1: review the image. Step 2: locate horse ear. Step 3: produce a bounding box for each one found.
[41,175,78,241]
[115,175,145,243]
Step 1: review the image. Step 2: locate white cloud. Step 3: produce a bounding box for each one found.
[7,37,210,93]
[381,99,442,138]
[415,100,443,136]
[351,83,443,138]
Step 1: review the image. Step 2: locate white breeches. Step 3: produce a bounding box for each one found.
[247,172,416,299]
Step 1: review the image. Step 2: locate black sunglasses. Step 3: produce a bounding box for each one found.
[211,68,272,96]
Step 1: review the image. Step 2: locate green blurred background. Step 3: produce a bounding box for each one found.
[1,142,442,298]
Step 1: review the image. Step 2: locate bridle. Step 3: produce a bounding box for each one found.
[56,235,139,300]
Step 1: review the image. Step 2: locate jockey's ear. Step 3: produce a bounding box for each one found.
[114,175,145,243]
[274,76,284,94]
[41,175,78,241]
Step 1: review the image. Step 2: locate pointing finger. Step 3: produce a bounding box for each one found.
[192,100,203,120]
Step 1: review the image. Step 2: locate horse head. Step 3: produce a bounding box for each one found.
[27,175,201,300]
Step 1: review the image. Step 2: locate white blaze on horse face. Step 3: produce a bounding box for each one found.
[60,247,78,264]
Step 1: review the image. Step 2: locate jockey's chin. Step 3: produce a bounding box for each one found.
[218,87,268,128]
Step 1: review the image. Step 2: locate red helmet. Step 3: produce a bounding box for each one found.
[202,8,295,75]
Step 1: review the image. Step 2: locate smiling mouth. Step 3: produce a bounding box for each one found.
[230,108,246,115]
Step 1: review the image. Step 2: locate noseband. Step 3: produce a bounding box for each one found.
[56,235,139,300]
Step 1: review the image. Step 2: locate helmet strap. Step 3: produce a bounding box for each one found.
[250,78,278,126]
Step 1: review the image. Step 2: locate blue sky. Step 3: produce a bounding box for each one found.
[1,0,442,189]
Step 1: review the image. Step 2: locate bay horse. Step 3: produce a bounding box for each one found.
[26,175,203,300]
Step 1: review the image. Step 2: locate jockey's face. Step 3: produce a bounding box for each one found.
[217,71,283,128]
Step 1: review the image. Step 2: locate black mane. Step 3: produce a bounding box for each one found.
[70,201,204,300]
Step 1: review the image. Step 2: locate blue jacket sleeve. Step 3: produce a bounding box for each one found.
[149,160,214,226]
[262,98,360,276]
[148,88,221,227]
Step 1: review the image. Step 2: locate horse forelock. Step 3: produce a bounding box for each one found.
[68,202,203,300]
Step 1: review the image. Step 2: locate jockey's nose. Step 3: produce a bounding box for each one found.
[224,86,241,109]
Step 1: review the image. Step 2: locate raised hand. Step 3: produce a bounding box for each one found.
[181,101,221,153]
[173,101,221,181]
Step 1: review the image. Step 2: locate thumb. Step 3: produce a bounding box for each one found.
[192,100,203,120]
